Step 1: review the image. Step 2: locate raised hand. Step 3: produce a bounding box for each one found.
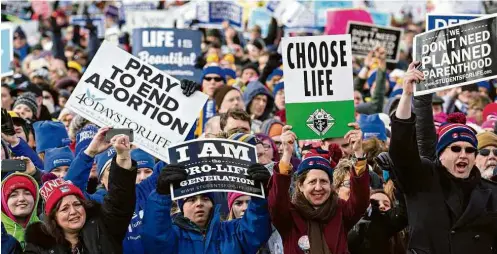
[344,122,364,158]
[84,127,112,158]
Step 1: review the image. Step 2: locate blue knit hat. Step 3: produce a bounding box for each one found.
[223,68,237,79]
[33,121,71,153]
[477,81,491,91]
[296,156,334,180]
[131,149,155,170]
[201,66,226,83]
[95,147,116,180]
[44,146,74,172]
[75,124,99,156]
[228,133,260,146]
[273,81,284,97]
[358,114,387,141]
[436,113,477,156]
[177,193,215,212]
[267,68,283,81]
[367,70,394,89]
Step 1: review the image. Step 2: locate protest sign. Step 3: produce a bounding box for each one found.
[70,15,105,38]
[1,25,13,77]
[413,14,497,96]
[66,41,208,163]
[282,34,355,140]
[369,9,391,26]
[426,14,481,30]
[347,21,403,63]
[196,1,243,30]
[167,139,263,200]
[313,1,354,27]
[132,28,202,82]
[125,10,175,34]
[325,9,373,35]
[266,0,316,30]
[248,7,272,37]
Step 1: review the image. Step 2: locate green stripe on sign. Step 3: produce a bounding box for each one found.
[285,100,355,140]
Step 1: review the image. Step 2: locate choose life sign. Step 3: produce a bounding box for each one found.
[132,28,202,82]
[167,139,263,200]
[413,14,497,96]
[66,41,208,163]
[282,34,355,140]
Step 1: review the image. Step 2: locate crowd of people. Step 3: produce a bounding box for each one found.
[1,1,497,254]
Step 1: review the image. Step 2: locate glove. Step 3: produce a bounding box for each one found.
[180,79,200,97]
[247,163,271,188]
[156,164,188,195]
[1,109,16,136]
[365,199,384,220]
[375,152,394,171]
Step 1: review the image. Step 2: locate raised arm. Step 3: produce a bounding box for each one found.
[413,94,437,160]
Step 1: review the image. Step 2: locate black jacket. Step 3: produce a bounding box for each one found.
[24,157,137,254]
[389,114,497,254]
[413,94,437,161]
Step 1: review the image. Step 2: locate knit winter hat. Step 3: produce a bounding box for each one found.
[476,131,497,150]
[75,124,99,156]
[241,63,260,76]
[213,86,238,111]
[177,193,214,212]
[44,146,74,172]
[104,4,119,18]
[272,81,284,97]
[201,66,226,83]
[223,68,237,79]
[268,123,283,138]
[2,174,37,204]
[436,113,477,156]
[13,92,38,117]
[39,178,85,215]
[358,114,387,141]
[131,149,155,170]
[267,68,283,82]
[227,192,245,209]
[296,154,334,180]
[95,147,116,180]
[367,70,394,89]
[228,133,260,146]
[477,81,491,91]
[482,103,497,123]
[33,121,71,153]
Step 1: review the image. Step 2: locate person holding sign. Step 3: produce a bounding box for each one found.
[268,125,370,254]
[142,162,273,253]
[389,62,497,254]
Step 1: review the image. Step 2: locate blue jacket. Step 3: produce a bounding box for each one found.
[142,191,272,254]
[1,223,22,254]
[65,151,162,254]
[9,138,43,170]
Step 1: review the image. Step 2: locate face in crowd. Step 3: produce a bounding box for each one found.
[136,167,154,184]
[52,166,70,179]
[182,194,213,228]
[8,188,35,222]
[249,94,268,119]
[298,170,332,207]
[202,75,224,99]
[231,195,251,219]
[53,195,86,233]
[223,116,251,134]
[13,104,34,120]
[274,89,285,111]
[219,89,244,114]
[370,192,391,212]
[439,141,476,178]
[476,145,497,178]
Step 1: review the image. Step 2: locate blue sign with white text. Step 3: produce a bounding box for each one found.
[427,14,481,30]
[132,28,202,82]
[70,15,105,38]
[1,26,13,77]
[198,1,243,30]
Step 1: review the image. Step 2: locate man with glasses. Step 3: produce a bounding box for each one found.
[476,131,497,179]
[390,62,497,254]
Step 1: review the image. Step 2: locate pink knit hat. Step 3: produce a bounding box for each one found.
[227,192,245,209]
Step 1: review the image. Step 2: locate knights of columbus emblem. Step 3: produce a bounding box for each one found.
[306,109,334,136]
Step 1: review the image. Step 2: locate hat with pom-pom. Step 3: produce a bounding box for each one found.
[436,112,477,156]
[296,153,334,180]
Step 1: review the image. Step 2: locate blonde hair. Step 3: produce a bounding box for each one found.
[333,159,354,189]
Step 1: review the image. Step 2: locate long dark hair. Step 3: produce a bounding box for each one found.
[43,195,94,245]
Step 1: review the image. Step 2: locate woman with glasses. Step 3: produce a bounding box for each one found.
[389,62,497,254]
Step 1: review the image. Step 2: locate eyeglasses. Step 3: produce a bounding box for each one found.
[339,180,350,188]
[204,76,223,82]
[449,145,477,154]
[262,143,271,150]
[479,148,497,156]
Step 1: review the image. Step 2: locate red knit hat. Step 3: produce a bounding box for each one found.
[39,179,85,215]
[227,192,245,210]
[2,175,37,203]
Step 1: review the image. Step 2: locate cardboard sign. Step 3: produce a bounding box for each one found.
[325,9,373,35]
[1,25,13,77]
[70,15,105,38]
[196,1,243,30]
[426,14,481,30]
[413,14,497,96]
[132,28,202,82]
[282,34,355,140]
[124,10,176,34]
[167,139,263,200]
[66,41,208,163]
[347,21,403,63]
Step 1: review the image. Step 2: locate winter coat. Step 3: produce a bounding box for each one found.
[0,173,40,249]
[8,137,43,171]
[142,191,272,254]
[24,157,137,254]
[64,151,161,254]
[389,114,497,254]
[243,81,274,122]
[1,223,22,254]
[355,68,387,115]
[412,94,437,161]
[268,162,370,254]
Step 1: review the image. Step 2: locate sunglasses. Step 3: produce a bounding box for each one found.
[449,145,477,154]
[479,148,497,156]
[203,77,223,82]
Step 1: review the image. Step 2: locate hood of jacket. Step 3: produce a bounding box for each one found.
[173,204,221,251]
[1,172,40,246]
[243,81,274,121]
